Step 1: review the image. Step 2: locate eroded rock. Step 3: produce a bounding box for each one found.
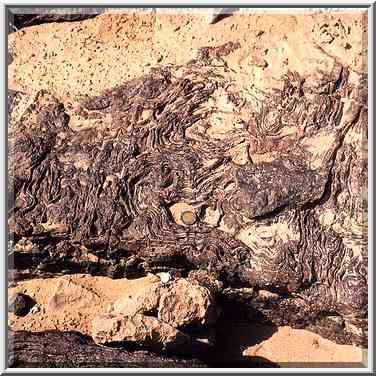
[8,37,368,347]
[188,269,224,295]
[10,330,205,368]
[158,278,217,328]
[9,293,35,317]
[47,278,100,313]
[92,313,191,353]
[112,281,167,316]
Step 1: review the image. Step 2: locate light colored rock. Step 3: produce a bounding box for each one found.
[8,273,162,336]
[92,312,190,352]
[47,278,100,313]
[112,282,166,316]
[169,202,198,226]
[158,278,217,328]
[158,272,171,284]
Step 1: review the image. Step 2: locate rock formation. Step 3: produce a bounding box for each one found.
[8,11,368,367]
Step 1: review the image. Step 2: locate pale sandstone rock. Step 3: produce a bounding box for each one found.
[112,282,167,316]
[158,278,217,328]
[47,278,100,313]
[92,312,190,352]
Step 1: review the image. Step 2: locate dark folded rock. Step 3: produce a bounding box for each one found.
[8,42,367,347]
[9,330,206,368]
[8,293,36,317]
[8,13,101,33]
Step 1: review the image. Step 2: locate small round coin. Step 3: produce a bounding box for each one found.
[181,210,197,225]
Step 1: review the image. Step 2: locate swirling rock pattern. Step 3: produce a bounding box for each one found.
[8,42,367,347]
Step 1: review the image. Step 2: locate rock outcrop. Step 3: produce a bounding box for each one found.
[8,11,368,349]
[112,281,166,316]
[158,278,217,328]
[92,313,191,353]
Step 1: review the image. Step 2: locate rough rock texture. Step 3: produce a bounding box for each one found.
[8,10,368,350]
[158,278,217,328]
[8,273,160,336]
[92,313,191,353]
[8,293,35,317]
[47,278,100,313]
[112,281,166,316]
[188,269,224,295]
[9,330,205,368]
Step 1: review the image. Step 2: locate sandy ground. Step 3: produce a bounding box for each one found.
[8,9,368,367]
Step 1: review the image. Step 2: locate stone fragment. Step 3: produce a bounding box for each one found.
[112,282,167,316]
[158,278,217,328]
[9,293,35,317]
[92,313,191,352]
[158,272,171,284]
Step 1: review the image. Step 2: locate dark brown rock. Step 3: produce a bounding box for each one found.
[9,330,206,368]
[8,293,35,317]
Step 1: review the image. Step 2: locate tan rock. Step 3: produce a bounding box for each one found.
[112,282,167,316]
[47,278,100,313]
[158,278,217,328]
[92,312,190,352]
[9,273,162,336]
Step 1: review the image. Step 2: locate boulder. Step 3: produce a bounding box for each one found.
[158,278,217,328]
[9,293,35,317]
[112,282,166,316]
[92,313,191,353]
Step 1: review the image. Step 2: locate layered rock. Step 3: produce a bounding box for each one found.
[8,11,368,349]
[9,330,205,368]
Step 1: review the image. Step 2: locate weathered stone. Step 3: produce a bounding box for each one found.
[188,269,224,294]
[112,282,166,316]
[8,13,368,347]
[92,313,191,352]
[158,279,217,328]
[47,278,100,313]
[9,293,35,317]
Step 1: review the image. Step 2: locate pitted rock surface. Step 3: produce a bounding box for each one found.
[158,278,217,328]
